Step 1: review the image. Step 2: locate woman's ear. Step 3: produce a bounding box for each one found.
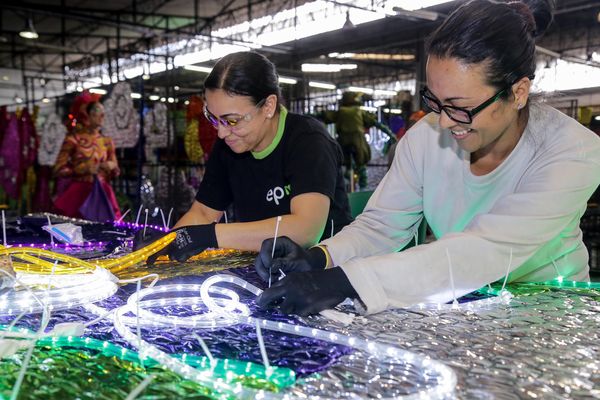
[512,76,532,110]
[264,94,278,118]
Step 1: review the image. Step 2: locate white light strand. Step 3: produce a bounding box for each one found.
[102,274,457,399]
[0,267,118,317]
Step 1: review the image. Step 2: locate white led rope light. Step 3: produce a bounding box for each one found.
[0,267,118,316]
[84,284,249,329]
[411,289,512,311]
[105,274,457,399]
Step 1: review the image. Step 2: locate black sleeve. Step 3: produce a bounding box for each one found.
[195,139,232,211]
[285,121,340,200]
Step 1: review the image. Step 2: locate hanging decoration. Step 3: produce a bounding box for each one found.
[156,166,196,216]
[184,119,204,163]
[143,102,168,161]
[103,82,140,148]
[19,108,38,171]
[37,113,67,167]
[0,113,22,199]
[186,95,217,161]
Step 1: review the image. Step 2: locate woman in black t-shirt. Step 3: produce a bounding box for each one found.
[138,51,351,263]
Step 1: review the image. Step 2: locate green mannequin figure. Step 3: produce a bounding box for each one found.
[320,92,394,190]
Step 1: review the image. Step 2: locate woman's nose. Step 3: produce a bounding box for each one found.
[216,124,231,139]
[438,110,458,131]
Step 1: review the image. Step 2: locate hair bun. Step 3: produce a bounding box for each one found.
[510,0,555,38]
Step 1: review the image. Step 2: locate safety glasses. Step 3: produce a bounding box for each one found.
[203,98,266,128]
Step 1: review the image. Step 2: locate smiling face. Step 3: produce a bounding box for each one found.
[425,56,528,165]
[204,89,276,154]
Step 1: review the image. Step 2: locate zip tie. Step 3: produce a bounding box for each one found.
[166,208,173,229]
[135,204,144,225]
[255,320,270,370]
[116,208,131,223]
[445,248,458,309]
[159,208,167,230]
[269,216,282,288]
[500,248,513,292]
[192,333,216,367]
[46,215,54,247]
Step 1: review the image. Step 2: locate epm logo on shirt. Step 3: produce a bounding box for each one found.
[266,184,291,205]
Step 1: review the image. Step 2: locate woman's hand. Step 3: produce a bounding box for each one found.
[256,267,358,316]
[100,160,118,172]
[254,236,327,282]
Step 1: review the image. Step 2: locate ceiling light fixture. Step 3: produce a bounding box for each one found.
[393,7,439,21]
[89,88,107,95]
[19,18,39,40]
[278,76,298,85]
[348,86,374,94]
[309,81,337,90]
[390,0,452,11]
[329,52,415,61]
[301,63,357,73]
[374,89,398,96]
[183,65,213,73]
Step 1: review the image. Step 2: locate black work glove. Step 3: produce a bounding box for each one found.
[256,267,358,316]
[146,223,217,264]
[254,236,327,282]
[132,227,168,251]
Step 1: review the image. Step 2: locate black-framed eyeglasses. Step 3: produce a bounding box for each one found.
[203,98,266,129]
[420,86,508,124]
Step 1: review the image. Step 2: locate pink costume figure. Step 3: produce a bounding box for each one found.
[53,93,121,220]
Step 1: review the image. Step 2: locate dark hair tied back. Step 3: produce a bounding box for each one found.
[511,0,555,38]
[507,2,537,37]
[426,0,555,91]
[204,51,282,108]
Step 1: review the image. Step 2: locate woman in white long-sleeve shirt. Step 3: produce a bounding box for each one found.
[254,0,600,316]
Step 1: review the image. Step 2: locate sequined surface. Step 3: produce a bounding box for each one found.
[0,345,215,399]
[306,282,600,399]
[2,239,600,399]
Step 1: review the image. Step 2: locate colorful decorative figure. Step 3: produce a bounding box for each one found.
[53,92,121,221]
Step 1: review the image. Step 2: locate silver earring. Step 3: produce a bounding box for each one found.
[517,103,523,110]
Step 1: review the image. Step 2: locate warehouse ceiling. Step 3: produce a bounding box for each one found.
[0,0,599,106]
